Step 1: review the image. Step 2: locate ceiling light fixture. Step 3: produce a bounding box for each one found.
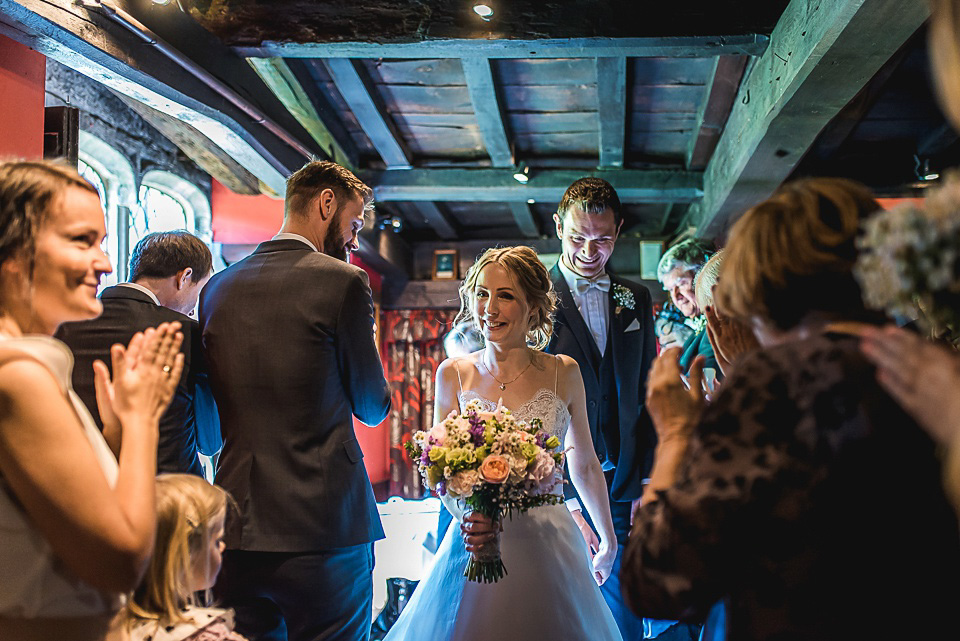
[527,198,535,204]
[513,162,530,184]
[151,0,173,5]
[915,155,940,182]
[473,4,494,21]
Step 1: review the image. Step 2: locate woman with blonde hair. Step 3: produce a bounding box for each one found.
[383,245,623,640]
[118,474,243,641]
[623,178,960,640]
[0,160,183,640]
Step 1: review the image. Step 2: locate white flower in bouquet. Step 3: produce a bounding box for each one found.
[855,175,960,342]
[447,469,480,498]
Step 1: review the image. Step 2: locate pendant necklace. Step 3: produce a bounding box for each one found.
[480,354,534,391]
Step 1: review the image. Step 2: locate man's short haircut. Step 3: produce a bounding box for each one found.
[656,238,715,283]
[129,231,213,283]
[557,177,623,227]
[285,161,373,219]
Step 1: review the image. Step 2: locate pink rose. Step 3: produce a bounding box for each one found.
[479,454,510,484]
[528,450,556,485]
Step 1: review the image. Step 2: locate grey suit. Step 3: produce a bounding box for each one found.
[199,238,390,641]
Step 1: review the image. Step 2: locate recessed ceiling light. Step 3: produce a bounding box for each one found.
[473,4,494,20]
[513,162,529,184]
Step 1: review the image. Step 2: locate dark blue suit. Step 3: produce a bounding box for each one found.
[546,265,657,640]
[200,239,391,641]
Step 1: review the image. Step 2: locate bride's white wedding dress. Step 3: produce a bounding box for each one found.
[383,381,623,641]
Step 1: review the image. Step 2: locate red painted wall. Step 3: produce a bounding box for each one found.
[210,179,285,244]
[0,35,45,160]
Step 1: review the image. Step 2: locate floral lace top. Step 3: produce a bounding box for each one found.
[623,332,960,641]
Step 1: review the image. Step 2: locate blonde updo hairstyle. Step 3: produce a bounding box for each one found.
[455,246,557,350]
[125,474,232,626]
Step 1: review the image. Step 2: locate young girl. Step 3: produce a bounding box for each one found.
[117,474,245,641]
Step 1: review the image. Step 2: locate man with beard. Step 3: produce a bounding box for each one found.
[199,161,391,641]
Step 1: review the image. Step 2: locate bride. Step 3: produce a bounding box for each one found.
[384,246,623,640]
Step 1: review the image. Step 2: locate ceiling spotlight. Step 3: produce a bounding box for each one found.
[527,198,535,204]
[915,155,940,182]
[513,162,530,184]
[473,4,494,21]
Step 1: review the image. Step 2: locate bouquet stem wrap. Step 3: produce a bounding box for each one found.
[463,505,505,583]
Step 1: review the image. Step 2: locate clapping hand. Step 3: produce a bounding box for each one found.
[705,304,759,376]
[646,348,705,444]
[861,326,960,446]
[94,322,185,434]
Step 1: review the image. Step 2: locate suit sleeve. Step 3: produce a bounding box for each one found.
[336,270,391,426]
[637,284,658,479]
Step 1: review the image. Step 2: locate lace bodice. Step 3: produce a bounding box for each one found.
[457,388,571,445]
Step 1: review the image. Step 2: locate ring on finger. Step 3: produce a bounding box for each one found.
[162,365,172,374]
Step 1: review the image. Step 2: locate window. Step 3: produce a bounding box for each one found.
[134,184,190,249]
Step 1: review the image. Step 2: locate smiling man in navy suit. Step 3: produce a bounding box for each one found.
[546,177,657,640]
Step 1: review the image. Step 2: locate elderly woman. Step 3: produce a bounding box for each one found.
[0,161,182,640]
[656,239,717,374]
[623,178,960,640]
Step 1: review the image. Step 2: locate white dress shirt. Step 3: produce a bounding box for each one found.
[117,281,161,306]
[558,258,609,356]
[272,232,318,252]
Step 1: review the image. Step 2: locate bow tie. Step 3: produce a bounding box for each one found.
[574,274,611,295]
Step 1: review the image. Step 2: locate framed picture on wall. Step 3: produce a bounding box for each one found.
[433,249,458,280]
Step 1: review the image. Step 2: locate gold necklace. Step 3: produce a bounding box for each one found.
[479,355,534,391]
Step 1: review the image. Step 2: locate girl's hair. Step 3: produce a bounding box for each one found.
[0,159,97,278]
[126,474,231,625]
[716,177,880,331]
[454,246,557,351]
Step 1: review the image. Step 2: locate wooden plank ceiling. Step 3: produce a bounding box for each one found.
[186,0,785,247]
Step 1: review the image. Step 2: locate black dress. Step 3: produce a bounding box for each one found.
[624,332,960,641]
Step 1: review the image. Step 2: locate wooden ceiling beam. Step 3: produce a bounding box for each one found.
[247,57,358,169]
[462,58,514,168]
[688,0,929,237]
[322,58,413,169]
[685,56,748,170]
[508,202,540,238]
[596,57,627,169]
[414,202,458,240]
[365,169,702,203]
[0,0,316,196]
[238,35,769,59]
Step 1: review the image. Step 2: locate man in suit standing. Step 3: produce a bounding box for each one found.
[57,230,215,477]
[200,161,390,641]
[546,177,657,640]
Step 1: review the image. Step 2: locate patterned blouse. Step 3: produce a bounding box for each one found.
[624,332,960,641]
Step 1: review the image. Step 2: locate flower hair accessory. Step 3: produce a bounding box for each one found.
[612,284,635,314]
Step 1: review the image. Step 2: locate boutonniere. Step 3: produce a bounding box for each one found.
[612,284,635,315]
[690,315,706,333]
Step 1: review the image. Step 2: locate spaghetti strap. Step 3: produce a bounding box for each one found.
[455,358,464,394]
[554,354,560,394]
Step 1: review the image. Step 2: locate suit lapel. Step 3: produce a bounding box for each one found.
[551,265,601,371]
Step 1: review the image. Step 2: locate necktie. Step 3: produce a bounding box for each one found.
[574,274,611,296]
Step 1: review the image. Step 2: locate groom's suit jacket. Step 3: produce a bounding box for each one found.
[199,239,390,552]
[547,264,657,502]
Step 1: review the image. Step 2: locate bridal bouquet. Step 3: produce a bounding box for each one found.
[855,174,960,344]
[405,399,565,583]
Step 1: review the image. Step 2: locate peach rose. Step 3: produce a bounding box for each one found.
[479,454,510,484]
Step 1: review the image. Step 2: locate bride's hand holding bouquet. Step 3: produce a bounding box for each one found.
[405,399,566,583]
